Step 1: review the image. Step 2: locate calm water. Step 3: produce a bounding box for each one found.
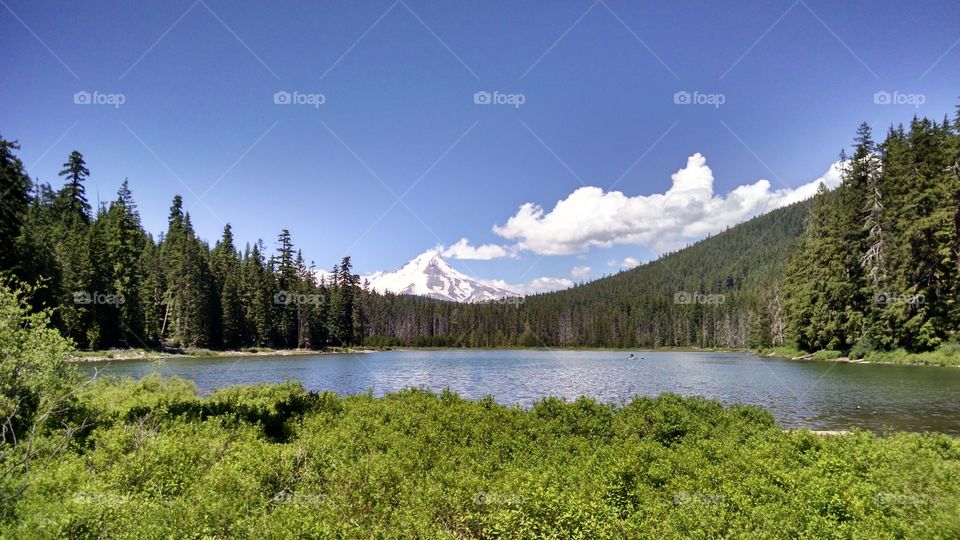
[77,350,960,434]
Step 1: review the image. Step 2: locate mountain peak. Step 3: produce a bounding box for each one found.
[410,249,445,266]
[367,250,519,303]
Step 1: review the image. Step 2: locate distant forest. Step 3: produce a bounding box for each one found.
[1,108,958,353]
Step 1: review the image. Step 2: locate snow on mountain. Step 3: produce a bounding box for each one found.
[364,250,520,303]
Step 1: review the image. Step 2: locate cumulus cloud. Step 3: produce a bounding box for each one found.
[608,257,642,270]
[493,153,843,255]
[571,266,591,277]
[485,276,574,295]
[439,238,511,260]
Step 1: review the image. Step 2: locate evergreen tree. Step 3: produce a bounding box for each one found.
[160,196,212,347]
[0,136,31,273]
[330,257,359,345]
[270,229,298,347]
[140,236,165,346]
[211,224,245,349]
[102,180,146,346]
[56,150,91,225]
[242,240,275,347]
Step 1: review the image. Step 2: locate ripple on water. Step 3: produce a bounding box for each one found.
[76,350,960,434]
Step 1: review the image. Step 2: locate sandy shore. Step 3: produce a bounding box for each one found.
[67,347,381,363]
[762,351,959,368]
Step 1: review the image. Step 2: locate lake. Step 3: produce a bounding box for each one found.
[76,350,960,434]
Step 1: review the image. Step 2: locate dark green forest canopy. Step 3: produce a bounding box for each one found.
[1,107,958,353]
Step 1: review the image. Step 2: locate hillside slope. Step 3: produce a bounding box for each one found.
[360,199,812,347]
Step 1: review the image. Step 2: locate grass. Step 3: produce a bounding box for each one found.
[861,345,960,367]
[760,341,960,367]
[4,376,959,538]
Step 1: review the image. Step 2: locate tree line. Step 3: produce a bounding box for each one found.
[2,141,361,350]
[2,106,957,353]
[783,113,960,354]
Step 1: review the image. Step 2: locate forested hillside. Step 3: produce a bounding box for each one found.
[2,107,957,354]
[784,116,960,355]
[360,201,809,349]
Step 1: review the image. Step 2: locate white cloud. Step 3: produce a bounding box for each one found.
[485,276,574,295]
[439,238,510,260]
[571,266,591,277]
[493,153,843,255]
[621,257,642,269]
[607,257,642,269]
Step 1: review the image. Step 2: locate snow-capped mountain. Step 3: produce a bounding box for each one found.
[365,250,520,303]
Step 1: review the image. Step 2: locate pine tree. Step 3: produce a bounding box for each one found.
[271,229,298,347]
[211,224,245,348]
[0,136,32,273]
[140,237,166,346]
[330,256,359,345]
[56,150,91,225]
[102,180,146,347]
[242,240,275,347]
[160,196,212,347]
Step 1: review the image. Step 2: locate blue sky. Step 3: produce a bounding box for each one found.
[2,0,958,292]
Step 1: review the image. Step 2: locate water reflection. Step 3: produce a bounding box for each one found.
[77,350,960,434]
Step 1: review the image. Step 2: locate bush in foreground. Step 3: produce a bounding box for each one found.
[1,283,958,538]
[2,378,959,539]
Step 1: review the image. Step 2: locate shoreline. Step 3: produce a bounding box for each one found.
[759,349,960,368]
[68,345,957,367]
[66,346,382,363]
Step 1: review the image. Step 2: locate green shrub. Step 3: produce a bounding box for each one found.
[849,336,877,360]
[4,380,958,538]
[812,349,844,361]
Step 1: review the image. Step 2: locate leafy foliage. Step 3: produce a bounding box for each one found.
[0,281,89,517]
[3,379,959,538]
